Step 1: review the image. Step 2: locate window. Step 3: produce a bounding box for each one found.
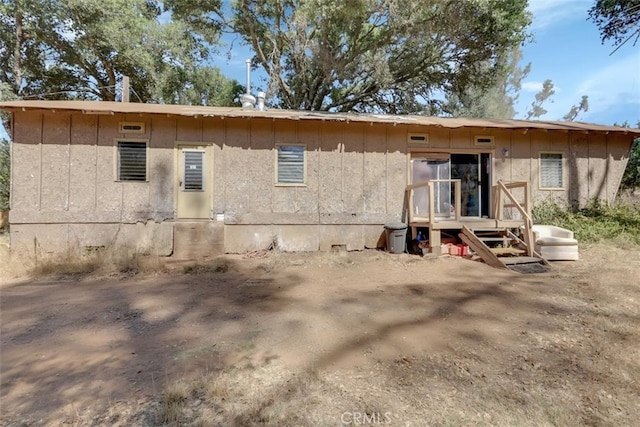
[540,152,563,189]
[276,144,305,185]
[183,150,204,191]
[474,135,494,146]
[117,141,147,181]
[119,121,145,134]
[407,133,428,145]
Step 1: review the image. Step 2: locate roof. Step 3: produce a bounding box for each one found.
[1,100,639,135]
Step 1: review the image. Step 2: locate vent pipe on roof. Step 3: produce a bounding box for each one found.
[257,91,266,111]
[122,76,130,103]
[240,59,256,110]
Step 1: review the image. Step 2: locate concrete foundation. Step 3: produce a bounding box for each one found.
[172,221,224,260]
[10,221,174,258]
[222,224,387,253]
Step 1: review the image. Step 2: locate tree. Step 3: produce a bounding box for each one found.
[158,66,244,106]
[443,46,531,119]
[525,79,555,120]
[619,121,640,188]
[232,0,531,113]
[588,0,640,49]
[562,96,589,122]
[0,0,238,108]
[0,138,9,211]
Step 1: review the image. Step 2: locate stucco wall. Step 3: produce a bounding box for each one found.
[8,110,633,255]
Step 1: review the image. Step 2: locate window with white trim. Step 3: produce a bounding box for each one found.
[276,144,305,185]
[117,141,147,181]
[540,152,563,189]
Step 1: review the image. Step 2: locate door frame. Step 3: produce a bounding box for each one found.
[408,148,494,218]
[174,142,214,220]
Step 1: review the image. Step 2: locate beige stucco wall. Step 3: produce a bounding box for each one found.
[8,110,633,256]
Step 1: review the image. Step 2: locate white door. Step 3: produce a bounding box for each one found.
[177,146,210,219]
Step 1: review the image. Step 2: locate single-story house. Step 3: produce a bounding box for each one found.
[1,100,638,258]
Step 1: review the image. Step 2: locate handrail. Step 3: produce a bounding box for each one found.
[494,180,534,256]
[406,179,461,223]
[496,180,532,223]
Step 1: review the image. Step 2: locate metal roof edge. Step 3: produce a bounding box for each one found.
[1,100,639,135]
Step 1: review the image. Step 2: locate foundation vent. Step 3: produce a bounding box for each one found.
[407,133,428,144]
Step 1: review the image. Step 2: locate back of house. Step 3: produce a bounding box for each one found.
[0,100,637,259]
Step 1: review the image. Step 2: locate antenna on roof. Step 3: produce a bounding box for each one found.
[240,59,256,110]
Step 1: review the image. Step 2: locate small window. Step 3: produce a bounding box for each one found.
[117,141,147,181]
[540,152,563,189]
[119,122,145,134]
[408,133,428,144]
[276,144,305,185]
[183,150,204,191]
[474,135,494,145]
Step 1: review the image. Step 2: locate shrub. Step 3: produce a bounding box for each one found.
[0,139,9,211]
[621,137,640,189]
[532,199,640,246]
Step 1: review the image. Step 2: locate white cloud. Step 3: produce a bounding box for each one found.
[522,81,543,93]
[527,0,586,30]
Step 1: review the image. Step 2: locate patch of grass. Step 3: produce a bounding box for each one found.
[29,247,168,278]
[532,198,640,246]
[156,383,188,425]
[183,257,235,274]
[31,251,104,277]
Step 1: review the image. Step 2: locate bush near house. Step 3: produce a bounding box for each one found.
[533,199,640,246]
[622,137,640,189]
[0,138,9,212]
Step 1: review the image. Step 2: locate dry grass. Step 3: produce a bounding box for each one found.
[183,257,236,274]
[27,246,168,279]
[155,382,189,426]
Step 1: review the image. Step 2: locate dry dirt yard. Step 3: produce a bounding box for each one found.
[1,244,640,426]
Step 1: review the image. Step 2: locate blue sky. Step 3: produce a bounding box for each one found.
[515,0,640,126]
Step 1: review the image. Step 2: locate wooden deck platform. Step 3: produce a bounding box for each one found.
[410,216,524,231]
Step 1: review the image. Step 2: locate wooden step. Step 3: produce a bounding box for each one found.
[459,226,508,270]
[490,247,526,256]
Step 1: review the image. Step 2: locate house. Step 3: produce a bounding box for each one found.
[1,100,638,259]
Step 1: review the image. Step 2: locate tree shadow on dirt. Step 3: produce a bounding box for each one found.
[2,253,639,425]
[219,266,640,426]
[0,258,302,423]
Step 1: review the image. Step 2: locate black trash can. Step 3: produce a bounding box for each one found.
[384,223,408,254]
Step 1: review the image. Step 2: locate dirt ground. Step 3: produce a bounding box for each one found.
[1,244,640,426]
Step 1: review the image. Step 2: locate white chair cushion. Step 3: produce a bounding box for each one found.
[536,236,579,246]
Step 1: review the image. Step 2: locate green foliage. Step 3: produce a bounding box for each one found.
[588,0,640,48]
[158,66,244,107]
[525,79,555,120]
[0,0,238,107]
[0,138,9,211]
[622,137,640,188]
[232,0,531,113]
[532,199,640,246]
[562,95,589,122]
[443,47,531,119]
